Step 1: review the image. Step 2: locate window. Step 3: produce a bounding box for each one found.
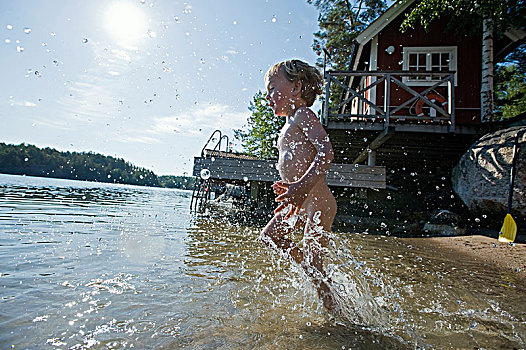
[402,47,457,86]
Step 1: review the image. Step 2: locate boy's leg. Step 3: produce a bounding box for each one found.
[302,196,336,273]
[260,211,303,264]
[303,206,336,309]
[302,214,328,277]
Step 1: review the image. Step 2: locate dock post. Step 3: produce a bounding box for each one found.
[249,181,260,203]
[367,150,377,166]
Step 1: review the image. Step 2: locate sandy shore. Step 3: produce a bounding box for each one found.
[402,234,526,282]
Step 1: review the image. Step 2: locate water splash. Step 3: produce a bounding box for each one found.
[323,234,397,329]
[200,168,211,180]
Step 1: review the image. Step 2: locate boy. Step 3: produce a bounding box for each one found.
[260,60,337,309]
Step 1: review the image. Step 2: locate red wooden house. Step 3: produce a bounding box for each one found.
[323,0,525,176]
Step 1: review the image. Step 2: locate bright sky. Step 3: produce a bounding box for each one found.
[0,0,320,175]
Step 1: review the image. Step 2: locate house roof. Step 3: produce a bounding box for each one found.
[355,0,416,45]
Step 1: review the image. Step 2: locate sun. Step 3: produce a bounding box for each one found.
[104,2,147,44]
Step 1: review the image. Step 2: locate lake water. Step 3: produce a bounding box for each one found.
[1,174,525,349]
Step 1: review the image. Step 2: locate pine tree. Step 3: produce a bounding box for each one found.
[309,0,388,70]
[234,91,285,159]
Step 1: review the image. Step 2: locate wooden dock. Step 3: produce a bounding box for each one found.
[193,156,386,189]
[189,130,386,212]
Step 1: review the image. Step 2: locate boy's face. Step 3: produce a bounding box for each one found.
[265,68,299,117]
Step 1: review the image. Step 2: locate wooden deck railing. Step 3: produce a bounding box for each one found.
[321,70,456,131]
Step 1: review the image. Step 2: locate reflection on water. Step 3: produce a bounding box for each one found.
[0,174,525,349]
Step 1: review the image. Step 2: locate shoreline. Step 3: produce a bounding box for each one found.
[401,234,526,282]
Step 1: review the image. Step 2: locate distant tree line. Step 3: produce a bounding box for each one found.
[158,175,196,189]
[0,142,195,189]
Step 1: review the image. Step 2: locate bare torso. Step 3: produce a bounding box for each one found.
[276,110,336,230]
[277,116,315,183]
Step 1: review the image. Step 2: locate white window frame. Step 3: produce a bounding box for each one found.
[402,46,457,86]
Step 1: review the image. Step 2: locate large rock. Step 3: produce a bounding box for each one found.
[452,126,526,218]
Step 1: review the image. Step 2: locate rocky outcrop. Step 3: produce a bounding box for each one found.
[452,126,526,218]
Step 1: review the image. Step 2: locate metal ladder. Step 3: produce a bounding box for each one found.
[190,130,229,212]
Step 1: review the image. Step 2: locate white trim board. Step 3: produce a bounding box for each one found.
[355,0,416,45]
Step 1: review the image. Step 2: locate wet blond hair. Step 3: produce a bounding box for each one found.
[265,59,323,107]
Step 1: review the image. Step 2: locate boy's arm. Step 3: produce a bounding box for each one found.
[275,107,334,217]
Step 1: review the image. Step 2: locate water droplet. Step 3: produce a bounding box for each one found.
[17,46,24,52]
[147,30,157,38]
[50,32,56,37]
[200,169,211,180]
[24,157,29,162]
[4,39,11,44]
[82,38,88,43]
[6,24,13,30]
[24,27,32,34]
[271,15,277,23]
[243,176,249,182]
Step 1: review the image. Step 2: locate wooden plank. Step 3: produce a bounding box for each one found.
[193,157,386,189]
